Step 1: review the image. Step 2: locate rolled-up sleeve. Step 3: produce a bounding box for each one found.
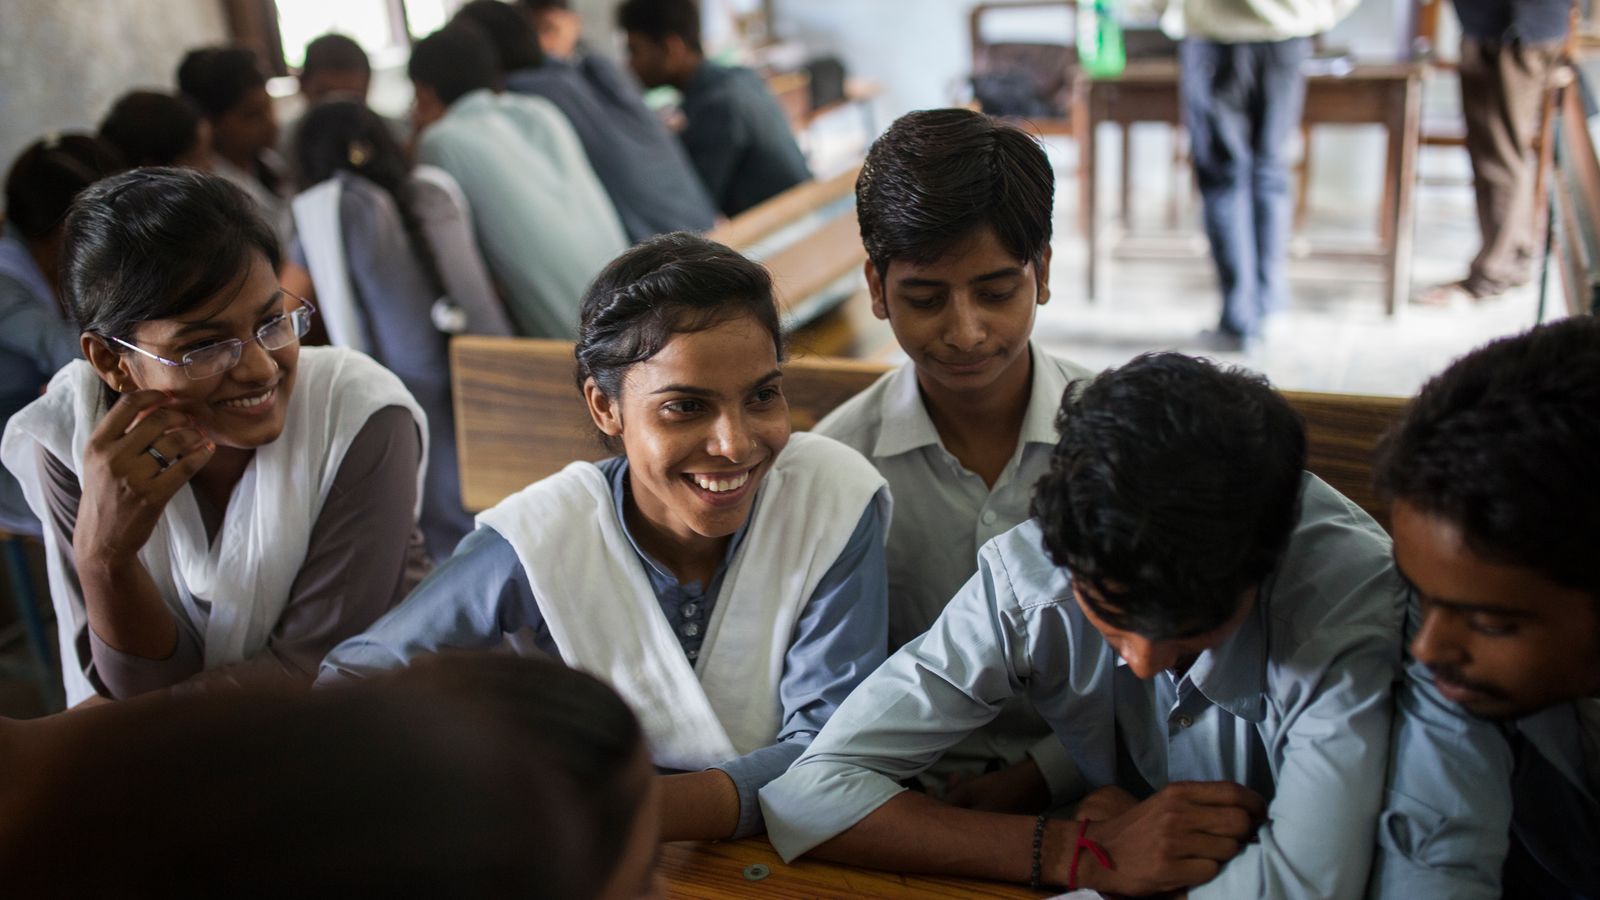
[317,526,542,685]
[759,539,1033,860]
[712,491,888,838]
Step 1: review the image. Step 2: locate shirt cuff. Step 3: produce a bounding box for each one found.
[1027,734,1087,805]
[87,624,203,699]
[758,761,908,861]
[712,740,807,839]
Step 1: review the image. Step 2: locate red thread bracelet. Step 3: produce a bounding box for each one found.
[1066,818,1115,890]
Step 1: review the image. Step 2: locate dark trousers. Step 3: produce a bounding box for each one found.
[1459,37,1564,295]
[1179,37,1310,337]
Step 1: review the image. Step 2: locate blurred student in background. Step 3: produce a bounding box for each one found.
[407,24,624,338]
[177,46,294,247]
[0,134,125,534]
[454,0,715,240]
[617,0,810,217]
[98,92,211,170]
[290,99,513,559]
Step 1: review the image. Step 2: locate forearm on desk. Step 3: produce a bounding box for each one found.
[807,791,1074,887]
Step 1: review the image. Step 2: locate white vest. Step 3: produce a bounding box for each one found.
[0,346,426,705]
[477,432,888,771]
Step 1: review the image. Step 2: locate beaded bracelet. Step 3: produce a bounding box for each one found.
[1028,813,1049,890]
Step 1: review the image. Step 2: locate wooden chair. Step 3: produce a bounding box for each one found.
[451,336,1410,529]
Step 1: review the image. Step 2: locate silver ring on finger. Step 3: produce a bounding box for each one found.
[146,445,173,471]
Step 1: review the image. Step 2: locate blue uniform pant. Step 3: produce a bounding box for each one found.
[1179,37,1310,337]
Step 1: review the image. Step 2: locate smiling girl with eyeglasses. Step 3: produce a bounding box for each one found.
[1,168,431,706]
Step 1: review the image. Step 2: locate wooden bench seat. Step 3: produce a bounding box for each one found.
[451,336,1410,529]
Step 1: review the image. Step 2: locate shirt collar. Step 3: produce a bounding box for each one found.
[1179,592,1270,723]
[871,342,1068,458]
[606,457,749,591]
[449,88,498,116]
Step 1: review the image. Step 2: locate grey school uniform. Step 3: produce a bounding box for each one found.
[812,345,1093,796]
[760,474,1407,899]
[677,62,811,217]
[1370,647,1600,898]
[505,55,716,241]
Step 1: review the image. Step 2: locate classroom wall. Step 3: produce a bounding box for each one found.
[0,0,229,186]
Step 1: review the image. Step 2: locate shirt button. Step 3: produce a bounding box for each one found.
[981,510,997,525]
[682,622,701,638]
[1176,715,1193,729]
[687,648,699,661]
[681,602,700,619]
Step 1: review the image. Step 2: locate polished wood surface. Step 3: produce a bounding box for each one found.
[452,337,1410,526]
[660,838,1043,899]
[1074,61,1423,314]
[707,165,861,252]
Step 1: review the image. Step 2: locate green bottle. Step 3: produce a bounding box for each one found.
[1077,0,1126,78]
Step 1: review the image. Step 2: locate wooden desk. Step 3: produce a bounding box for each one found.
[1074,60,1423,314]
[660,838,1044,898]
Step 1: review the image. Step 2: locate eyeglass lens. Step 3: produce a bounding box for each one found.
[180,309,310,379]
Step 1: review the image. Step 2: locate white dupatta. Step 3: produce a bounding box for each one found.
[477,432,888,771]
[0,347,425,705]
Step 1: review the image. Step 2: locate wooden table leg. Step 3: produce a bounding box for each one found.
[1076,82,1098,302]
[1383,76,1423,315]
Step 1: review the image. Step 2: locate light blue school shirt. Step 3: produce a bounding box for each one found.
[1369,644,1600,898]
[813,344,1094,793]
[319,456,889,839]
[760,474,1407,899]
[415,89,626,339]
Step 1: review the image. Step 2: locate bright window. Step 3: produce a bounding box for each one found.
[274,0,459,70]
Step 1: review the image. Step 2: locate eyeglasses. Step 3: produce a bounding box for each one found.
[107,294,317,381]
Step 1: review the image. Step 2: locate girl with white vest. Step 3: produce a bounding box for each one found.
[0,169,430,706]
[320,233,891,842]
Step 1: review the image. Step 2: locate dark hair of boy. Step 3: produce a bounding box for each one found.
[4,134,127,242]
[1032,352,1307,639]
[62,168,280,341]
[1375,316,1600,602]
[575,232,780,448]
[175,46,268,120]
[857,108,1053,282]
[453,0,546,73]
[98,92,205,168]
[301,33,370,80]
[407,25,501,105]
[615,0,703,54]
[519,0,570,10]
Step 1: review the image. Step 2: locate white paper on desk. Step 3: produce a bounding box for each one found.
[1045,892,1106,899]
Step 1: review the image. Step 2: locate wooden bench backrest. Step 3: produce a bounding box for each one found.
[452,336,1410,529]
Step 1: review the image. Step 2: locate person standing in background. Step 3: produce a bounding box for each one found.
[1421,0,1572,305]
[1165,0,1361,351]
[617,0,811,217]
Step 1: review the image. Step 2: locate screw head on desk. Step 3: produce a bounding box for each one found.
[743,864,770,881]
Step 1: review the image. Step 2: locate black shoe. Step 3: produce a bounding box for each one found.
[1193,328,1252,354]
